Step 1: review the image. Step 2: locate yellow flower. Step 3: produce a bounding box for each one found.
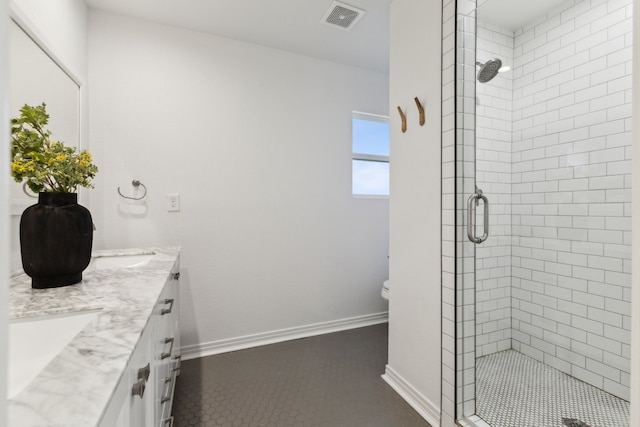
[11,103,98,192]
[12,161,28,173]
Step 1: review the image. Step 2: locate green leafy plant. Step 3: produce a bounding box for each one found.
[11,103,98,193]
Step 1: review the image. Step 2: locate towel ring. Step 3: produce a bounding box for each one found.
[118,180,147,200]
[22,182,38,198]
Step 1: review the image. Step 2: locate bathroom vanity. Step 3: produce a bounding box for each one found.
[8,247,181,427]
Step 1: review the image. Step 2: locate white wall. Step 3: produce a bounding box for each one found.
[385,0,442,424]
[9,0,89,274]
[87,10,390,353]
[10,0,87,77]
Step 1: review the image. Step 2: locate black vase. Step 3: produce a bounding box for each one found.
[20,192,93,289]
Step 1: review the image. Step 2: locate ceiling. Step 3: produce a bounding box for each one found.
[85,0,393,73]
[85,0,572,73]
[477,0,571,32]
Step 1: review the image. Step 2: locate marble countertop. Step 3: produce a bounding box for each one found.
[8,247,180,427]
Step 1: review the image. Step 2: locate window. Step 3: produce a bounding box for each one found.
[352,112,390,196]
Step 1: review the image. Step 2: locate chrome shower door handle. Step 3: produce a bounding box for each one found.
[467,189,489,244]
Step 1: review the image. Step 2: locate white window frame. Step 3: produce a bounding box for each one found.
[352,111,390,198]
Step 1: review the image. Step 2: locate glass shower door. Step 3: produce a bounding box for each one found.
[456,0,634,425]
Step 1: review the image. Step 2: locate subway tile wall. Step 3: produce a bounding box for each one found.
[441,0,457,424]
[476,0,632,401]
[511,0,632,401]
[475,21,514,358]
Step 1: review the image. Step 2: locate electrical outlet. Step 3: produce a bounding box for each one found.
[167,193,180,212]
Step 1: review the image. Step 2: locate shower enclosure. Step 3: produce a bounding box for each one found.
[452,0,633,425]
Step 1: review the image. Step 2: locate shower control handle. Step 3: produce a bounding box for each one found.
[467,189,489,244]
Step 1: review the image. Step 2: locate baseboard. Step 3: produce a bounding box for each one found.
[382,365,441,426]
[180,311,389,361]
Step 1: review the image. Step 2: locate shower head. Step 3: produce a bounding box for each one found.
[476,58,502,83]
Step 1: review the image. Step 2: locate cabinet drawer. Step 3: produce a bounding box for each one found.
[105,313,156,427]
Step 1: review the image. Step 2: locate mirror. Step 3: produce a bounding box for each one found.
[9,17,81,212]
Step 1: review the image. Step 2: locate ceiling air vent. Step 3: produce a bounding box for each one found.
[321,1,365,31]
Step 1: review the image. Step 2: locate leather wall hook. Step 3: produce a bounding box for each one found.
[397,106,407,133]
[414,97,425,126]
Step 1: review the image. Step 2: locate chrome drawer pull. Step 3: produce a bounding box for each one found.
[173,354,182,374]
[161,338,175,359]
[161,376,173,403]
[137,362,150,382]
[132,378,146,398]
[161,298,174,315]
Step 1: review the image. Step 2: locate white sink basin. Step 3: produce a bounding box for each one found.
[8,310,100,398]
[89,253,155,270]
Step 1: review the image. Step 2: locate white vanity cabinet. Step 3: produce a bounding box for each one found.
[8,248,181,427]
[99,261,181,427]
[110,318,156,427]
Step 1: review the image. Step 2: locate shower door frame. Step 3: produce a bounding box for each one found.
[454,0,481,423]
[444,0,507,425]
[441,0,482,426]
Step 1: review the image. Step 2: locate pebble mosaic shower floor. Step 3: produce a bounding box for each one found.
[476,350,629,427]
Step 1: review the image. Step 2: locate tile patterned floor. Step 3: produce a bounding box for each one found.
[476,350,630,427]
[172,323,431,427]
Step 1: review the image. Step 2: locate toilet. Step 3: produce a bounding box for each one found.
[381,279,390,300]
